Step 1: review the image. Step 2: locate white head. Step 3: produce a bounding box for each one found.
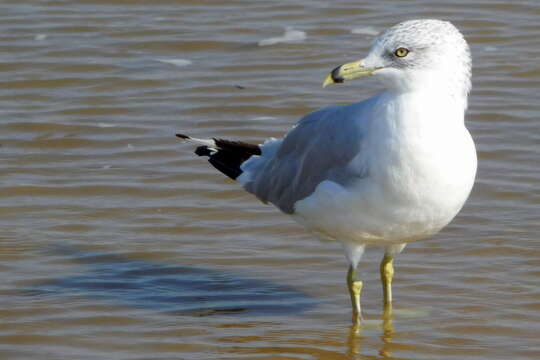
[324,19,471,99]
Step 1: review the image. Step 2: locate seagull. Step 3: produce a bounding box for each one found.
[176,19,477,325]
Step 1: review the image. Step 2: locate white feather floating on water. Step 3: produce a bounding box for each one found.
[350,26,379,36]
[258,27,306,47]
[156,58,192,67]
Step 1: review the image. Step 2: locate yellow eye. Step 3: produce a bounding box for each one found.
[394,47,409,57]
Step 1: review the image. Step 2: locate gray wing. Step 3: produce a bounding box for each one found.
[241,103,370,214]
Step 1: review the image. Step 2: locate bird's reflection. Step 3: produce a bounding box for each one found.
[26,245,317,317]
[346,314,401,360]
[379,314,396,358]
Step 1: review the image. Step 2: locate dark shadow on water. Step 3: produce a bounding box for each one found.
[26,245,318,317]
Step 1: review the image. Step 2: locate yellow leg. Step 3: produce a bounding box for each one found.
[347,265,363,325]
[380,254,394,316]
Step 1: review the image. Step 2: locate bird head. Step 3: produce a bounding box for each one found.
[323,19,471,98]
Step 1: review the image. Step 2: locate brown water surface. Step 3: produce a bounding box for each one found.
[1,0,539,359]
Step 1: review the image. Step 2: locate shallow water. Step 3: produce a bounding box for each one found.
[1,0,540,359]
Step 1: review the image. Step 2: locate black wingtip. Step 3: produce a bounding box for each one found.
[176,133,190,140]
[195,146,213,157]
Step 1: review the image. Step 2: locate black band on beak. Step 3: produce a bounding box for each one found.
[330,65,345,83]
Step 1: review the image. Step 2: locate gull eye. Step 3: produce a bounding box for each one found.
[394,47,409,57]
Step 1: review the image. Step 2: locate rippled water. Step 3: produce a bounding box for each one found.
[1,0,539,359]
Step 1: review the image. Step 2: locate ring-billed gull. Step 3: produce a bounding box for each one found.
[177,19,476,325]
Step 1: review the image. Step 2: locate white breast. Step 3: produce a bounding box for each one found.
[293,91,477,245]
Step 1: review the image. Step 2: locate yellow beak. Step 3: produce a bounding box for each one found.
[322,60,379,88]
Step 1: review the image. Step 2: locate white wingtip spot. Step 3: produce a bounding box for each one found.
[178,135,215,147]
